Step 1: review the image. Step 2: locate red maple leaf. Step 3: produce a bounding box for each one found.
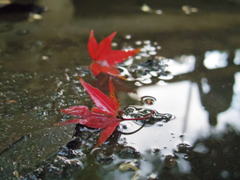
[56,78,152,146]
[88,30,140,77]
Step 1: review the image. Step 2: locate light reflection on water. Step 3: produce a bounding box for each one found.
[234,49,240,65]
[1,1,240,178]
[216,72,240,131]
[123,51,240,154]
[126,81,209,154]
[204,50,228,69]
[167,55,195,75]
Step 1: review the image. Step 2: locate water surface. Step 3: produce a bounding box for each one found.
[0,0,240,179]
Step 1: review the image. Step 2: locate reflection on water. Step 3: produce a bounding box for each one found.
[127,81,209,153]
[125,49,240,154]
[196,50,236,127]
[234,49,240,65]
[1,0,240,179]
[204,50,229,69]
[167,56,195,75]
[217,72,240,130]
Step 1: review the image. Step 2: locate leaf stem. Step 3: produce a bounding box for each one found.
[118,121,146,135]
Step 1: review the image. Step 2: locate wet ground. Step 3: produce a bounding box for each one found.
[0,0,240,179]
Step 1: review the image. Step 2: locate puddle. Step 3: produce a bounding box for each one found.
[1,0,240,179]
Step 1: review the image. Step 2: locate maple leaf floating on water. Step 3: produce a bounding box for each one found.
[88,30,140,77]
[56,78,153,146]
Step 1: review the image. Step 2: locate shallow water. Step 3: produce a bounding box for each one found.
[0,0,240,179]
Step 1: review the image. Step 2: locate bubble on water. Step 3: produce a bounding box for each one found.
[148,46,156,51]
[149,51,157,56]
[152,112,174,122]
[155,9,163,15]
[112,42,118,47]
[182,5,198,15]
[141,4,152,13]
[140,52,150,57]
[122,106,151,119]
[125,106,144,115]
[177,143,192,153]
[183,154,189,160]
[41,55,49,61]
[141,48,147,52]
[118,121,144,134]
[135,81,142,86]
[28,13,42,22]
[148,173,158,179]
[96,153,114,165]
[123,106,138,114]
[157,80,167,86]
[141,96,156,105]
[149,71,158,77]
[135,55,142,60]
[125,34,132,39]
[156,122,163,126]
[144,40,151,45]
[118,66,132,79]
[120,105,174,129]
[108,39,173,88]
[135,41,142,45]
[118,146,141,159]
[122,58,133,66]
[158,74,174,80]
[140,78,152,84]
